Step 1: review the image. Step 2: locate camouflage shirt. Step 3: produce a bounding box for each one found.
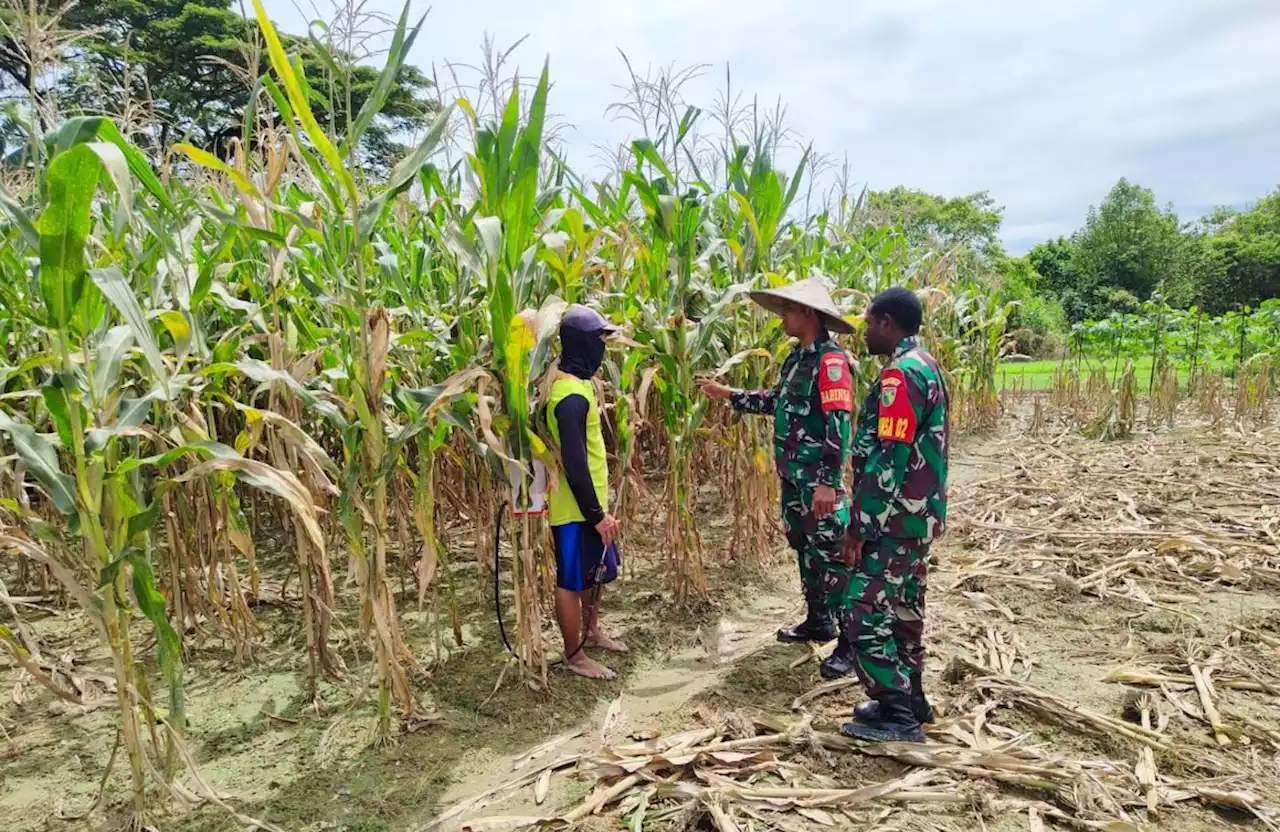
[730,334,853,489]
[850,336,949,542]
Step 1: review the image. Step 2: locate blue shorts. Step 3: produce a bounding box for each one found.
[552,522,620,592]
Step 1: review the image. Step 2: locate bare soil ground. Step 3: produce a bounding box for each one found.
[3,407,1279,831]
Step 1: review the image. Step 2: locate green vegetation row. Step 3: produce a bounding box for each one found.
[996,299,1280,392]
[1069,299,1280,368]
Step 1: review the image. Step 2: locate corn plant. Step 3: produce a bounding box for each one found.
[0,119,329,824]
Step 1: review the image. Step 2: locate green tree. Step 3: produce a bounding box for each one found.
[1183,187,1280,314]
[1027,237,1077,295]
[866,187,1004,255]
[0,0,436,167]
[1174,229,1224,311]
[1069,178,1183,318]
[996,253,1066,355]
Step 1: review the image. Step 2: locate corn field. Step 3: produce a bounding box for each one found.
[0,3,1014,824]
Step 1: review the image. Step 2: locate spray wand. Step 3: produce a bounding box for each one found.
[492,500,603,665]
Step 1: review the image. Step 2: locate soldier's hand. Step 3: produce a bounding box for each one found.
[811,484,837,518]
[841,533,863,569]
[697,377,732,400]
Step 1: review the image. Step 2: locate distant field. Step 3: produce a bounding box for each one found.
[994,357,1225,391]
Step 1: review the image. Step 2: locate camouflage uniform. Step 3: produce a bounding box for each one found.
[845,336,949,698]
[731,334,853,615]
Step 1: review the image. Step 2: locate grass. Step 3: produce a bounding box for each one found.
[996,356,1230,391]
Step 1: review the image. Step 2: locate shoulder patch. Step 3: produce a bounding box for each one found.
[818,353,852,412]
[877,367,917,442]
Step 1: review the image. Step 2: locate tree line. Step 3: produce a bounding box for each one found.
[1026,179,1280,322]
[853,180,1279,346]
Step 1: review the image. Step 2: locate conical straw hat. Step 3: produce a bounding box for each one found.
[748,277,854,335]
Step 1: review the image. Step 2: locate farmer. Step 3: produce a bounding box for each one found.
[545,305,629,680]
[840,287,949,743]
[698,277,858,680]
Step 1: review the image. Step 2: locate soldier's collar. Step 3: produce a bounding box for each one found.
[892,336,920,359]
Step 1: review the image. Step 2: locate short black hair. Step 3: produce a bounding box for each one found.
[868,287,923,335]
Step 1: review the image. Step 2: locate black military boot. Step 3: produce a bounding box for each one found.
[819,634,855,679]
[841,692,926,743]
[777,605,837,643]
[854,670,934,723]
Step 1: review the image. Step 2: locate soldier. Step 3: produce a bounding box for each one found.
[698,278,858,680]
[840,287,949,743]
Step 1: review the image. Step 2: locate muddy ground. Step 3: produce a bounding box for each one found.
[2,404,1278,831]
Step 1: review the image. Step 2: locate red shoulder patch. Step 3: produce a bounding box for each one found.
[877,368,916,442]
[818,353,852,412]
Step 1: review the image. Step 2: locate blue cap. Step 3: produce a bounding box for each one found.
[560,304,618,334]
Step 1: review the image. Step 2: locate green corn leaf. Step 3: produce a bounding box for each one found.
[114,440,238,475]
[781,143,811,216]
[126,501,162,542]
[85,141,134,224]
[89,267,169,398]
[45,116,106,156]
[174,143,259,197]
[504,61,550,273]
[93,120,175,216]
[199,203,286,246]
[305,24,343,77]
[252,0,356,205]
[38,144,101,328]
[0,186,38,250]
[474,216,503,279]
[713,348,773,377]
[94,550,185,712]
[0,411,76,514]
[676,105,701,145]
[231,358,347,426]
[127,554,180,669]
[493,92,520,210]
[93,326,134,396]
[349,3,427,149]
[39,376,76,449]
[190,228,234,310]
[631,138,674,183]
[86,387,164,453]
[357,104,453,240]
[397,366,488,417]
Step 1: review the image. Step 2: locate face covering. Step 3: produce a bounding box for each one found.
[559,326,606,379]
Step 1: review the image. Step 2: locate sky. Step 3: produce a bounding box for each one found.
[262,0,1280,253]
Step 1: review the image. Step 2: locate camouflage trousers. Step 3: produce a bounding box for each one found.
[779,480,851,611]
[837,537,930,698]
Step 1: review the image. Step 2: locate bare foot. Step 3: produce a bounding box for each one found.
[565,654,616,680]
[586,633,629,653]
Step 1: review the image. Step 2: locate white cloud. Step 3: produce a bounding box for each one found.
[262,0,1280,252]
